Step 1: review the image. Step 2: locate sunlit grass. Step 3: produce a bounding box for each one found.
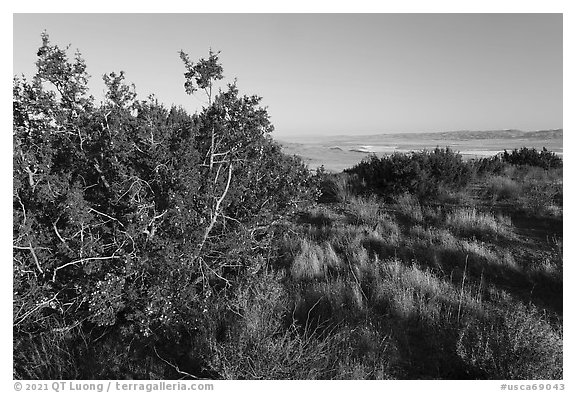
[276,181,562,379]
[446,207,512,239]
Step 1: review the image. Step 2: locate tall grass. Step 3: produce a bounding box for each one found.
[208,270,397,379]
[370,258,482,323]
[347,196,382,226]
[485,176,521,202]
[317,173,356,203]
[480,166,563,217]
[446,207,512,239]
[214,163,563,380]
[290,239,344,280]
[457,304,563,379]
[14,321,82,379]
[207,271,338,379]
[274,184,562,379]
[394,193,424,223]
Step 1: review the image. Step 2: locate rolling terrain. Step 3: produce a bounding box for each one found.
[279,129,563,172]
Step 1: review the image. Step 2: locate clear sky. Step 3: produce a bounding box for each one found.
[13,13,562,138]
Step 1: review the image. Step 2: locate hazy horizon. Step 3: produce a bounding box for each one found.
[13,14,562,138]
[276,126,563,142]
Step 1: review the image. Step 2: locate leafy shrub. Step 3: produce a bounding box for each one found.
[315,168,356,203]
[485,176,521,202]
[457,304,562,379]
[345,147,473,199]
[13,33,315,378]
[502,147,562,169]
[470,155,508,176]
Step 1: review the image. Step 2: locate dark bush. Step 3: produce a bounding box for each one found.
[13,33,315,378]
[344,147,473,200]
[502,147,562,169]
[470,155,508,176]
[314,167,357,203]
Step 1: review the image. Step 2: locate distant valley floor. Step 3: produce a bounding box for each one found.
[278,129,563,172]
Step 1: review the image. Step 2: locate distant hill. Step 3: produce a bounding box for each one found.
[277,128,562,172]
[522,129,563,140]
[371,129,563,141]
[279,129,563,145]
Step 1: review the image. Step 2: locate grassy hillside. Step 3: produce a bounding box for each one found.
[198,151,563,379]
[229,165,561,379]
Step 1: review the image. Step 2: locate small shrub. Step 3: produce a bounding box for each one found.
[471,155,508,176]
[348,196,381,226]
[485,176,520,202]
[345,147,473,200]
[502,147,562,169]
[375,213,401,246]
[316,170,356,203]
[517,180,563,218]
[394,193,424,223]
[456,304,563,379]
[207,272,338,379]
[298,206,338,227]
[13,320,83,379]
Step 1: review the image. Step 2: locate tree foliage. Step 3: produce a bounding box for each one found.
[502,147,562,170]
[14,34,315,378]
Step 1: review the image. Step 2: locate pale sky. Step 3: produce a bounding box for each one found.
[13,13,562,138]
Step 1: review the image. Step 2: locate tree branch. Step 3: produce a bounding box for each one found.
[13,242,44,274]
[89,208,125,228]
[154,347,204,380]
[14,293,59,327]
[52,256,121,282]
[195,162,233,257]
[93,161,110,189]
[15,192,27,229]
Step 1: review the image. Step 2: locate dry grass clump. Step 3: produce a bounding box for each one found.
[347,195,381,226]
[446,207,512,238]
[297,278,366,323]
[208,271,338,379]
[458,240,515,269]
[456,304,563,379]
[409,228,521,287]
[409,225,457,248]
[485,175,521,202]
[394,194,443,224]
[370,258,481,323]
[507,167,563,217]
[528,258,562,282]
[375,212,402,245]
[205,265,401,379]
[318,173,356,203]
[290,239,324,280]
[13,319,83,379]
[394,193,424,223]
[436,186,476,206]
[290,239,344,280]
[298,206,342,228]
[334,325,396,379]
